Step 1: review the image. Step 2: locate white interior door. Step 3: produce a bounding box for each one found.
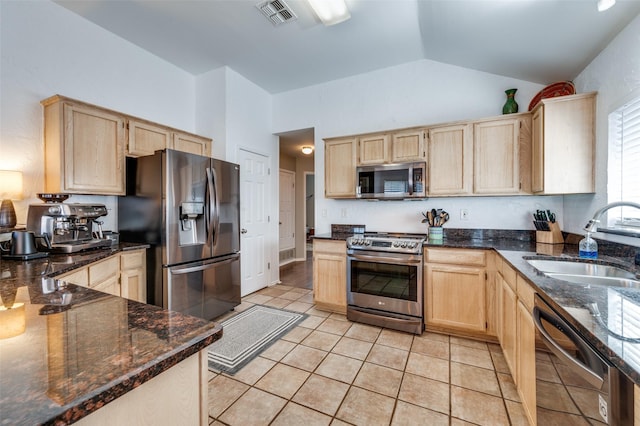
[279,169,295,251]
[239,149,269,296]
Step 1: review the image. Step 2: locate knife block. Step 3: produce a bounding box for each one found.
[536,222,564,244]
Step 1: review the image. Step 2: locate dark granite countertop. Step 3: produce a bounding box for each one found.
[0,244,223,425]
[316,228,640,385]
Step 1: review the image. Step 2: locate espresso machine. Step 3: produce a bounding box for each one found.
[26,202,112,253]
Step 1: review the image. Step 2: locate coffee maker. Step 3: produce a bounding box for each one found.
[26,203,112,253]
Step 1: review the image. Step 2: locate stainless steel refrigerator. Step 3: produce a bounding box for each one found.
[118,149,240,321]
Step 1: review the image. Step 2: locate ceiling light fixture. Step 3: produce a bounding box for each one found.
[301,146,314,155]
[597,0,615,11]
[307,0,350,26]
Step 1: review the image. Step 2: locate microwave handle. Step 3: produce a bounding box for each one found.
[408,165,414,195]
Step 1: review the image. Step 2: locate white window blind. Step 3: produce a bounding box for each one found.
[608,96,640,227]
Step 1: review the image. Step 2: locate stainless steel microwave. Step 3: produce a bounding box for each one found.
[356,162,426,199]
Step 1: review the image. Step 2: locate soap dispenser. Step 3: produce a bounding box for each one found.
[579,232,598,259]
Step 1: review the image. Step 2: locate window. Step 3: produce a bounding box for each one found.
[607,95,640,231]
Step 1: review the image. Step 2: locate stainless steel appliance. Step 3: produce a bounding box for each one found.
[347,233,425,334]
[26,203,111,253]
[356,162,426,199]
[118,149,240,321]
[533,294,634,425]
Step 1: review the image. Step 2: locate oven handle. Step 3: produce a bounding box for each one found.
[348,253,422,265]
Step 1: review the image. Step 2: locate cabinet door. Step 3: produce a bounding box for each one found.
[172,132,212,157]
[92,275,120,297]
[121,250,147,303]
[501,277,518,379]
[127,120,171,157]
[358,134,389,165]
[531,107,545,193]
[89,255,121,296]
[517,300,537,426]
[473,118,521,194]
[56,267,89,287]
[392,129,425,163]
[312,240,347,313]
[427,124,472,195]
[61,103,126,195]
[325,138,357,198]
[425,263,486,332]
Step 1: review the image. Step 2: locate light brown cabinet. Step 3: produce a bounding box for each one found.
[127,119,172,157]
[531,92,596,194]
[324,137,357,198]
[56,250,147,302]
[427,123,472,195]
[473,114,531,195]
[499,271,517,376]
[120,249,147,303]
[172,132,212,157]
[517,295,537,426]
[424,248,488,335]
[357,134,389,165]
[42,96,126,195]
[312,239,347,314]
[391,129,426,162]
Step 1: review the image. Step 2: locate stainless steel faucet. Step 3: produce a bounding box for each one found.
[584,201,640,232]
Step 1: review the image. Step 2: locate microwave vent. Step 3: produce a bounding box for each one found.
[256,0,298,26]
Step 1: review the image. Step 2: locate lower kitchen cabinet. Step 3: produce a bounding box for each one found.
[499,273,517,375]
[312,239,347,314]
[120,249,147,303]
[517,299,536,426]
[424,248,488,336]
[56,249,147,301]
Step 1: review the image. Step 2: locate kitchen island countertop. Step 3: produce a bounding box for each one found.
[0,244,222,425]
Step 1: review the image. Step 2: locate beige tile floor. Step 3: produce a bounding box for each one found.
[208,284,530,426]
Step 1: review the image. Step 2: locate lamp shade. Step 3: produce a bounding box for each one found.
[0,170,23,200]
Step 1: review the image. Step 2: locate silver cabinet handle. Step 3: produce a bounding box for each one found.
[241,228,248,234]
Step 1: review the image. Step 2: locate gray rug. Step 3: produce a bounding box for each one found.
[207,304,307,374]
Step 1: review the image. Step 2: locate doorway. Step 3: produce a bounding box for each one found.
[277,128,315,264]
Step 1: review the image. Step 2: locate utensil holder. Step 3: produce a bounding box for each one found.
[536,222,563,244]
[428,226,443,241]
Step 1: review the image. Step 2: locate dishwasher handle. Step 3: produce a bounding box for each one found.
[533,305,606,389]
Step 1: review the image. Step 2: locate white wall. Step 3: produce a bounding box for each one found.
[0,0,195,230]
[567,15,640,247]
[272,59,560,235]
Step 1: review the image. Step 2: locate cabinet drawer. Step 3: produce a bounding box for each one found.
[121,250,145,270]
[313,239,346,254]
[58,268,89,287]
[89,256,120,286]
[425,248,486,266]
[517,274,535,312]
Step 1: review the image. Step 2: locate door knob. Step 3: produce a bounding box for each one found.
[241,228,248,234]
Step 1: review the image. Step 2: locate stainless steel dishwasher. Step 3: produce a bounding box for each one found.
[533,294,634,425]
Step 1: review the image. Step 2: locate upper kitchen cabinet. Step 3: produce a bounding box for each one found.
[531,92,596,194]
[427,123,472,195]
[325,137,357,198]
[42,95,126,195]
[391,129,426,163]
[357,133,389,165]
[127,119,171,157]
[172,132,212,157]
[473,114,532,195]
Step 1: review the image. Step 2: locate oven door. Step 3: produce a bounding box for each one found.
[347,250,423,317]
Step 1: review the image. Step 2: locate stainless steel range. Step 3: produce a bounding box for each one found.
[346,233,425,334]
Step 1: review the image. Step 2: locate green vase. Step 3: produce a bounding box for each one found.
[502,88,519,114]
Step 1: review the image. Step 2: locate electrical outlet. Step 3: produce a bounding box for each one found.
[598,394,608,423]
[460,209,469,221]
[321,209,327,218]
[341,208,348,218]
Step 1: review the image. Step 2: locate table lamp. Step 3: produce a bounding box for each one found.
[0,170,23,229]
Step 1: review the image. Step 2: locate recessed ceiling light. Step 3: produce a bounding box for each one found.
[307,0,350,26]
[597,0,615,12]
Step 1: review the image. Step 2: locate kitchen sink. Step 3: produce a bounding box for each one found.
[525,258,640,289]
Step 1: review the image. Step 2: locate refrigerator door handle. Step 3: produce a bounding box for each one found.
[206,167,215,246]
[210,166,221,247]
[170,257,237,275]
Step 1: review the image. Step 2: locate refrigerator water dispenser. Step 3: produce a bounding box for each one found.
[179,201,204,245]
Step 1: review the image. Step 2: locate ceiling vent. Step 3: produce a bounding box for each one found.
[256,0,298,26]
